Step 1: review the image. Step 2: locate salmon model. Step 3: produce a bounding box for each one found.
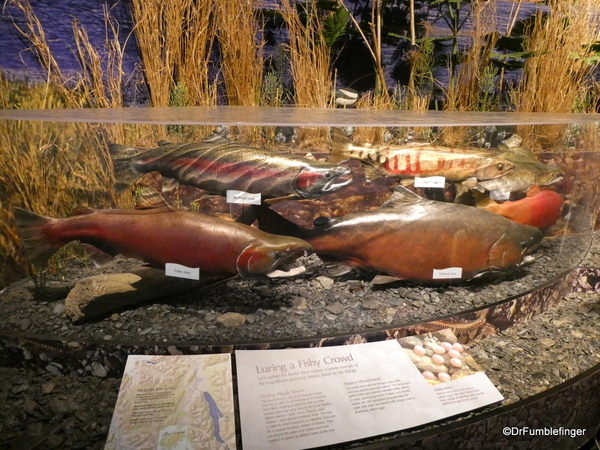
[477,144,564,193]
[13,207,313,279]
[478,185,564,229]
[109,135,353,199]
[329,129,515,184]
[252,186,543,283]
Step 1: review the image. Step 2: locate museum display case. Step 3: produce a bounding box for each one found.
[0,107,599,449]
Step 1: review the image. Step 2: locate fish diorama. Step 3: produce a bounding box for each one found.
[251,186,543,283]
[110,133,353,199]
[12,206,312,280]
[10,128,573,319]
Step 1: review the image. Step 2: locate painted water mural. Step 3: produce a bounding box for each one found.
[2,0,581,110]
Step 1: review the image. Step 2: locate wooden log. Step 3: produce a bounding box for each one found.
[64,266,205,323]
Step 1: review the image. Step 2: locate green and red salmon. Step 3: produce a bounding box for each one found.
[477,144,564,193]
[13,207,313,279]
[109,136,353,198]
[252,186,543,282]
[329,129,515,184]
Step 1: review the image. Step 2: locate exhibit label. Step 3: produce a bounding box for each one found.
[105,354,235,450]
[226,190,262,205]
[165,263,200,280]
[432,267,463,279]
[236,340,503,450]
[414,176,446,188]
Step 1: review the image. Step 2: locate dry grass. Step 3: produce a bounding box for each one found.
[216,0,264,107]
[280,0,333,109]
[130,0,216,109]
[513,0,600,148]
[441,0,498,145]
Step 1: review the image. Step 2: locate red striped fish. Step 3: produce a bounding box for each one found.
[330,129,514,184]
[110,136,353,199]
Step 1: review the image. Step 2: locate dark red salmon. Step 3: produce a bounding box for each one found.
[252,187,543,282]
[13,207,312,279]
[109,137,353,198]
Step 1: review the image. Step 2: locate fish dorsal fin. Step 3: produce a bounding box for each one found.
[157,140,172,146]
[313,216,333,227]
[526,184,542,197]
[403,130,429,145]
[202,130,231,143]
[71,206,95,216]
[329,128,352,163]
[501,134,523,148]
[381,186,423,208]
[499,144,536,160]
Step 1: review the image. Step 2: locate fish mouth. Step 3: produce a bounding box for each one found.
[238,243,312,279]
[267,248,308,278]
[294,166,353,197]
[321,168,353,192]
[541,174,563,186]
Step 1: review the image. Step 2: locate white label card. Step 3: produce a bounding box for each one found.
[414,176,446,188]
[490,190,511,201]
[227,190,262,205]
[432,267,463,279]
[165,263,200,280]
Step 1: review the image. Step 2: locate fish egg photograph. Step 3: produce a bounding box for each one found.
[0,1,600,449]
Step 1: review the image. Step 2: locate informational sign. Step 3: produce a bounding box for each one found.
[236,340,503,450]
[414,176,446,188]
[105,354,235,450]
[226,190,262,205]
[165,263,200,281]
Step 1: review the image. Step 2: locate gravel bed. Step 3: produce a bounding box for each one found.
[0,233,598,450]
[0,231,592,345]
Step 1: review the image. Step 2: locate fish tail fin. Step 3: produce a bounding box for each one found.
[251,205,305,238]
[108,143,145,192]
[329,128,352,163]
[12,207,61,267]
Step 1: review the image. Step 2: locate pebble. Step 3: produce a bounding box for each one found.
[325,302,343,315]
[216,312,246,329]
[52,303,66,315]
[91,361,108,378]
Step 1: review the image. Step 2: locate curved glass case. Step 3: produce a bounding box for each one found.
[0,107,598,346]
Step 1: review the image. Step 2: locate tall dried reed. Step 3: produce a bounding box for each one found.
[280,0,333,109]
[514,0,600,148]
[442,0,498,145]
[216,0,264,107]
[130,0,216,109]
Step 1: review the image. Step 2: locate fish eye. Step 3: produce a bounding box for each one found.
[325,171,332,178]
[497,163,505,170]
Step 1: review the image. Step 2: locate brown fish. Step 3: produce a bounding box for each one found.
[329,129,515,184]
[477,144,564,193]
[13,206,312,279]
[252,186,542,282]
[109,135,353,199]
